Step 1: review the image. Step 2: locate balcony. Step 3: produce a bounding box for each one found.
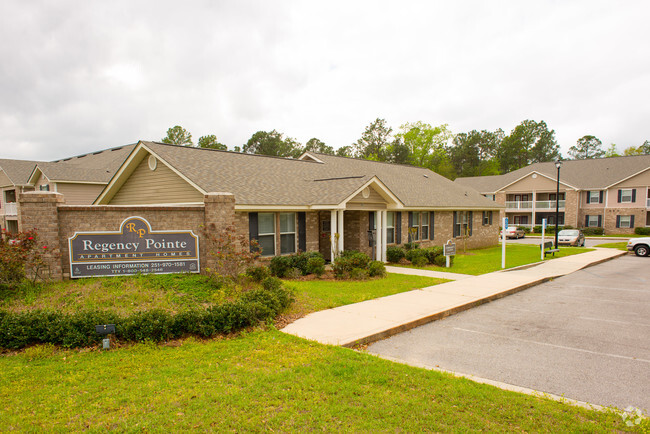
[3,202,17,216]
[535,200,565,210]
[505,201,532,210]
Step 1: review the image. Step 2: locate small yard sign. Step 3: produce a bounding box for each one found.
[68,216,199,278]
[443,243,456,256]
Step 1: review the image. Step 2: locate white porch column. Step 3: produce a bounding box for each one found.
[330,210,338,262]
[337,210,344,256]
[532,190,536,228]
[376,209,383,261]
[381,210,387,262]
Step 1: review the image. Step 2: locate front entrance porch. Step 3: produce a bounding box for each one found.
[317,210,388,262]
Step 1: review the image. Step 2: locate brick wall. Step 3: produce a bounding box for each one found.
[18,192,236,280]
[603,207,647,234]
[564,190,579,227]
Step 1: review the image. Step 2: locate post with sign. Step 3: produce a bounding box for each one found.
[502,217,508,269]
[444,240,456,268]
[541,218,547,260]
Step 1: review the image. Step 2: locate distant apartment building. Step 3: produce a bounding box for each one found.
[455,155,650,234]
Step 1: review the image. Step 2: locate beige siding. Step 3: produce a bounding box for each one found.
[110,156,204,204]
[34,172,50,189]
[0,170,12,188]
[346,186,387,210]
[503,173,559,192]
[614,168,650,188]
[55,183,105,205]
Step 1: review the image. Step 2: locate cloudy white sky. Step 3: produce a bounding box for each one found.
[1,1,648,161]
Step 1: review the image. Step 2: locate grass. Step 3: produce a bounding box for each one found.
[0,273,238,315]
[283,273,447,317]
[0,330,634,432]
[527,233,644,238]
[400,244,593,275]
[594,241,628,251]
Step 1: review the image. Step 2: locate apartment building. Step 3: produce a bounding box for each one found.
[455,155,650,234]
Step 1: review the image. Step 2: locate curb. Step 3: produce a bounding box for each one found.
[341,250,627,348]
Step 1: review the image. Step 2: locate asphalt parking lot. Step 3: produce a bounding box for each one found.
[367,254,650,411]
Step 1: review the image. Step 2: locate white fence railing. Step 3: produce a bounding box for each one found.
[3,202,17,216]
[505,201,533,209]
[535,200,565,209]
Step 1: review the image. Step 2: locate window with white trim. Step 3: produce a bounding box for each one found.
[587,215,600,227]
[482,211,493,226]
[411,212,420,241]
[386,212,395,244]
[620,189,633,203]
[618,215,632,228]
[279,213,296,254]
[588,191,600,203]
[257,213,275,256]
[421,212,429,240]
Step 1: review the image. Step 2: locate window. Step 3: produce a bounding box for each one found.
[617,215,633,228]
[586,215,601,227]
[410,212,420,241]
[484,194,495,201]
[453,211,472,237]
[279,213,296,254]
[257,213,275,256]
[386,212,395,244]
[482,211,493,226]
[588,191,601,204]
[618,189,635,203]
[39,185,50,191]
[421,212,429,240]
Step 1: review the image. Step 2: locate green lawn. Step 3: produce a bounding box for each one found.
[0,330,633,432]
[283,273,447,317]
[593,241,628,251]
[401,244,593,275]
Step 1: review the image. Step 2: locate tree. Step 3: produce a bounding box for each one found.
[567,135,604,159]
[497,120,560,172]
[396,122,453,174]
[385,138,411,165]
[352,118,393,160]
[449,129,503,177]
[623,146,642,156]
[604,144,620,157]
[640,140,650,155]
[197,135,227,150]
[243,130,302,158]
[303,138,334,155]
[161,125,193,146]
[336,145,353,157]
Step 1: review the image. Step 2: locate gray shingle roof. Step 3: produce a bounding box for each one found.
[455,155,650,192]
[42,144,136,183]
[143,142,499,209]
[0,158,43,186]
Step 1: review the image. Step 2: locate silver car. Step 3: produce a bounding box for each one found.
[557,229,585,247]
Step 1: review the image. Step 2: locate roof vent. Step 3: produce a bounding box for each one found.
[423,174,429,178]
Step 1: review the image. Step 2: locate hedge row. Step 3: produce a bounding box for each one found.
[0,281,292,350]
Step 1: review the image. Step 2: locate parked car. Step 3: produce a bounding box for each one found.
[501,226,525,239]
[627,237,650,257]
[557,229,585,247]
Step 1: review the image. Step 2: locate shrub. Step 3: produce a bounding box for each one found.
[434,254,454,267]
[405,248,426,263]
[0,282,294,350]
[581,227,604,236]
[411,256,428,267]
[386,246,406,263]
[269,256,293,278]
[368,261,386,277]
[0,229,51,291]
[285,268,303,280]
[305,257,325,277]
[348,268,369,280]
[202,223,260,281]
[245,266,270,283]
[423,246,443,264]
[403,242,418,251]
[521,226,531,233]
[634,227,650,236]
[290,251,324,275]
[332,251,371,278]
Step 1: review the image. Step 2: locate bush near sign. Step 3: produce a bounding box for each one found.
[68,216,199,278]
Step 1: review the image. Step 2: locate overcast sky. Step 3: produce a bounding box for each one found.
[1,1,648,161]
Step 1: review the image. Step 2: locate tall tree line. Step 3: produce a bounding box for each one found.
[161,122,649,179]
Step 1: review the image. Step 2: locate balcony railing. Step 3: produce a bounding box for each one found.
[505,201,532,210]
[3,202,17,216]
[535,200,565,209]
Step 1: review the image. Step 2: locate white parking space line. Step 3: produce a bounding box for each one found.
[502,307,650,328]
[452,327,650,364]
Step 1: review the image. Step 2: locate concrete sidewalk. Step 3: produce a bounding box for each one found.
[281,248,628,347]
